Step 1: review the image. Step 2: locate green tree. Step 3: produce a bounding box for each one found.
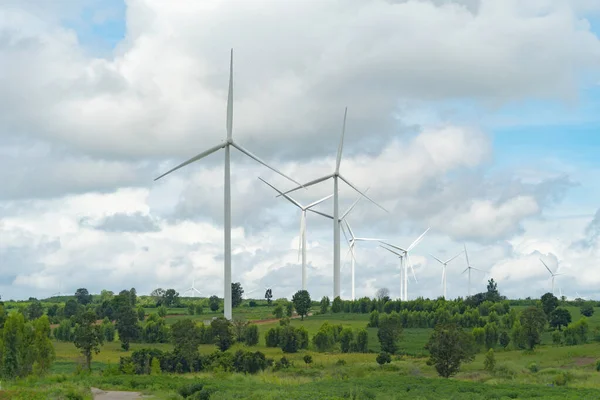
[319,296,330,314]
[285,302,294,318]
[265,288,273,306]
[171,319,201,356]
[292,290,311,320]
[549,308,572,331]
[75,288,92,305]
[100,289,114,303]
[376,351,391,366]
[339,327,354,353]
[211,317,234,351]
[499,331,510,349]
[157,306,167,318]
[137,307,146,321]
[484,322,499,349]
[520,306,547,350]
[483,348,496,372]
[163,289,180,307]
[101,318,115,342]
[209,295,220,312]
[541,292,559,316]
[244,324,259,346]
[273,304,284,319]
[425,323,476,378]
[232,282,244,308]
[63,299,80,319]
[232,318,249,342]
[129,288,137,307]
[303,354,313,366]
[3,313,26,378]
[581,303,594,317]
[377,311,403,354]
[368,310,380,328]
[332,296,343,313]
[355,328,369,353]
[116,307,140,351]
[73,311,104,371]
[32,316,55,375]
[26,300,44,320]
[486,279,501,302]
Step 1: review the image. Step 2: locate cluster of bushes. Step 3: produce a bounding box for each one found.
[312,322,368,353]
[265,319,309,353]
[119,348,270,375]
[552,318,590,346]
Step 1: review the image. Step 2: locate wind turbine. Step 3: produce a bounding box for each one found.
[182,278,202,298]
[153,49,301,320]
[462,244,485,296]
[430,251,463,299]
[52,281,64,297]
[258,177,332,290]
[341,220,385,301]
[539,258,563,295]
[277,108,387,299]
[380,228,430,301]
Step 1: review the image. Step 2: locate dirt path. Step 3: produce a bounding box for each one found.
[91,387,147,399]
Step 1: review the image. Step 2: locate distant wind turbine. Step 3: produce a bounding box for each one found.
[153,49,302,320]
[182,278,202,298]
[379,228,430,301]
[463,244,485,296]
[430,250,463,299]
[539,258,563,295]
[258,177,332,290]
[276,108,388,299]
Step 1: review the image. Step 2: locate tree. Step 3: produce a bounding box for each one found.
[75,288,92,305]
[150,288,165,304]
[303,354,313,366]
[265,288,273,306]
[245,324,259,346]
[171,319,201,356]
[319,296,330,314]
[129,288,137,307]
[292,290,311,320]
[549,308,572,331]
[232,318,249,342]
[116,306,140,351]
[541,292,559,316]
[63,299,79,318]
[340,327,354,353]
[377,312,403,354]
[32,315,55,375]
[3,313,26,378]
[211,317,234,351]
[376,352,392,366]
[285,302,294,317]
[486,279,501,302]
[332,296,343,313]
[484,322,499,349]
[425,323,476,378]
[484,348,496,372]
[232,282,244,308]
[520,306,547,350]
[273,304,284,319]
[581,303,594,317]
[375,288,390,302]
[137,307,146,321]
[163,289,180,307]
[73,311,104,371]
[157,306,167,318]
[26,300,44,320]
[209,295,220,312]
[100,290,114,303]
[499,331,510,349]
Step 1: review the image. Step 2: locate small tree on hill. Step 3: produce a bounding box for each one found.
[265,288,273,306]
[581,303,594,317]
[426,323,476,378]
[549,308,571,331]
[292,290,311,320]
[377,312,403,354]
[520,306,547,350]
[75,288,92,305]
[116,306,140,351]
[320,296,330,314]
[73,311,104,371]
[376,352,391,366]
[484,348,496,372]
[541,292,559,316]
[209,295,220,312]
[232,282,244,308]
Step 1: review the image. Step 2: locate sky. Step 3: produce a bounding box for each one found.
[1,0,600,302]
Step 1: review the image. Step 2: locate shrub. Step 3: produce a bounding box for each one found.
[244,324,259,346]
[273,305,284,319]
[581,304,594,317]
[499,331,510,349]
[265,327,280,348]
[178,383,205,398]
[157,306,167,318]
[483,348,495,372]
[552,330,562,346]
[553,373,567,386]
[368,310,380,328]
[528,362,539,373]
[354,328,369,353]
[303,355,313,366]
[596,360,600,372]
[376,352,392,366]
[339,327,354,353]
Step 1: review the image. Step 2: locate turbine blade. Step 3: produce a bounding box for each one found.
[445,251,464,265]
[539,258,553,275]
[407,252,418,283]
[464,244,471,267]
[298,213,304,262]
[341,221,351,244]
[307,208,334,220]
[335,107,347,174]
[461,267,469,274]
[305,194,333,210]
[345,220,356,240]
[227,48,233,139]
[430,254,445,265]
[339,175,388,213]
[407,227,430,252]
[340,188,370,221]
[258,177,303,209]
[379,245,402,257]
[379,241,407,253]
[154,142,225,181]
[355,237,386,241]
[277,174,334,197]
[232,142,302,186]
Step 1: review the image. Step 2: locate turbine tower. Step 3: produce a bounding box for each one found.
[341,220,384,300]
[154,49,301,320]
[277,108,387,299]
[462,244,485,296]
[380,228,430,301]
[259,177,332,290]
[539,258,563,295]
[430,251,463,299]
[182,278,202,298]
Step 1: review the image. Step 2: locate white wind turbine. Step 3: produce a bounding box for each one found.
[154,49,302,320]
[182,278,202,298]
[430,251,463,299]
[380,228,430,301]
[277,108,387,299]
[341,220,385,301]
[539,258,563,295]
[258,177,332,291]
[462,244,485,296]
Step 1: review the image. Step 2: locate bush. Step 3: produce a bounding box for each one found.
[483,348,495,372]
[552,330,562,346]
[376,352,392,366]
[265,327,280,348]
[244,324,259,346]
[178,383,205,398]
[499,331,510,349]
[339,327,354,353]
[596,360,600,372]
[303,355,313,365]
[581,304,594,317]
[528,362,539,373]
[553,373,567,386]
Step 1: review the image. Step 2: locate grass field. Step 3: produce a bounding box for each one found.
[5,303,600,399]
